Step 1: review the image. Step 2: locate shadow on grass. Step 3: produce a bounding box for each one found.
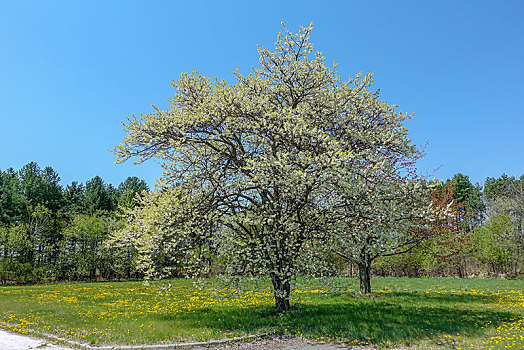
[169,291,515,344]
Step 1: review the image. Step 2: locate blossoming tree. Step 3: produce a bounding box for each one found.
[113,23,426,310]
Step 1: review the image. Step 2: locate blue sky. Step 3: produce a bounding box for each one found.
[1,1,522,187]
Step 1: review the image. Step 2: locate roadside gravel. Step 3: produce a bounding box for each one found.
[192,335,365,349]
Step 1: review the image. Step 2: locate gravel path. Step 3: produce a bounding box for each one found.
[0,330,370,350]
[0,329,69,350]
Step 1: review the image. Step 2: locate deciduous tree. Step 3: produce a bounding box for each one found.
[114,23,426,310]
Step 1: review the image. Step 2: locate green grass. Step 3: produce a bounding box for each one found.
[0,277,523,349]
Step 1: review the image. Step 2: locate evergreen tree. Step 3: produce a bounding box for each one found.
[0,168,27,225]
[117,176,149,209]
[64,181,85,215]
[83,176,112,215]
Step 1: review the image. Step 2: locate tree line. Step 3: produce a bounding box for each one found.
[1,162,521,286]
[0,161,148,284]
[375,173,524,279]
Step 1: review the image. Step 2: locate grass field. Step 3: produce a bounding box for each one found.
[0,277,522,349]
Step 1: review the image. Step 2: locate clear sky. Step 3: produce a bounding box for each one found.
[1,0,523,187]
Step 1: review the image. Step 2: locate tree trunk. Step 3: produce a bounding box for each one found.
[271,274,290,311]
[358,261,372,294]
[458,264,464,278]
[515,247,520,277]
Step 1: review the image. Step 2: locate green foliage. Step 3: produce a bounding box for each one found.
[18,162,63,213]
[117,176,149,209]
[0,261,33,284]
[5,224,33,263]
[474,215,514,275]
[64,181,85,215]
[84,176,114,215]
[447,173,484,229]
[449,173,472,204]
[0,168,27,225]
[478,175,524,276]
[59,214,107,280]
[484,174,516,201]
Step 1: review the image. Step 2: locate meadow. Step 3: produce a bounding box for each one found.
[0,277,522,349]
